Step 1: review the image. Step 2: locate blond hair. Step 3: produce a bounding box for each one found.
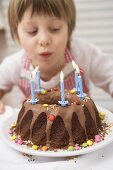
[8,0,76,47]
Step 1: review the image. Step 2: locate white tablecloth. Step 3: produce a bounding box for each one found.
[0,106,113,170]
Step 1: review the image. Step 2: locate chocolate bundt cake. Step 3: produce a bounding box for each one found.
[15,88,102,150]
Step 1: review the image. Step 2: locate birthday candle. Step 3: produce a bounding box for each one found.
[78,75,84,100]
[58,71,68,106]
[75,66,84,99]
[60,71,65,103]
[36,66,41,94]
[32,66,41,94]
[30,74,37,104]
[72,60,79,93]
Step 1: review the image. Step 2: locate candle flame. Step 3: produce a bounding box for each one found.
[60,71,64,81]
[31,66,39,80]
[72,60,80,73]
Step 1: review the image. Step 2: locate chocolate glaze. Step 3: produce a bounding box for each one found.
[16,88,102,148]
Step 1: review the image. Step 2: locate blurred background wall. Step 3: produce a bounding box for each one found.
[0,0,113,110]
[74,0,113,111]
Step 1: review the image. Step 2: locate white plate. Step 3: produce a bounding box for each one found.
[1,106,113,157]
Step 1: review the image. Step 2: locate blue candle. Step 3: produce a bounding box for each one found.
[36,66,41,94]
[58,71,68,106]
[75,72,79,93]
[60,72,65,103]
[30,79,37,104]
[78,75,84,100]
[32,66,41,94]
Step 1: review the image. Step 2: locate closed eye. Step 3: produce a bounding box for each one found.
[51,28,60,32]
[26,30,37,35]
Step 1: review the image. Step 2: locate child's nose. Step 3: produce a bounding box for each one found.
[38,34,51,47]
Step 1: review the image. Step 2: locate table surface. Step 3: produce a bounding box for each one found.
[0,106,113,170]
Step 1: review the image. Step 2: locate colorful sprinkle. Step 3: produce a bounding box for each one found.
[48,114,55,121]
[10,135,17,140]
[75,145,81,150]
[95,135,102,143]
[42,104,49,107]
[32,145,39,150]
[69,89,75,94]
[87,140,93,146]
[41,90,46,94]
[17,139,23,145]
[81,142,87,148]
[99,112,105,120]
[68,146,74,151]
[41,145,48,151]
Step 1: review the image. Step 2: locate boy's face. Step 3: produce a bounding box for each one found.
[18,7,68,69]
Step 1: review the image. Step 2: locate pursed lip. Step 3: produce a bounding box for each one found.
[39,52,52,58]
